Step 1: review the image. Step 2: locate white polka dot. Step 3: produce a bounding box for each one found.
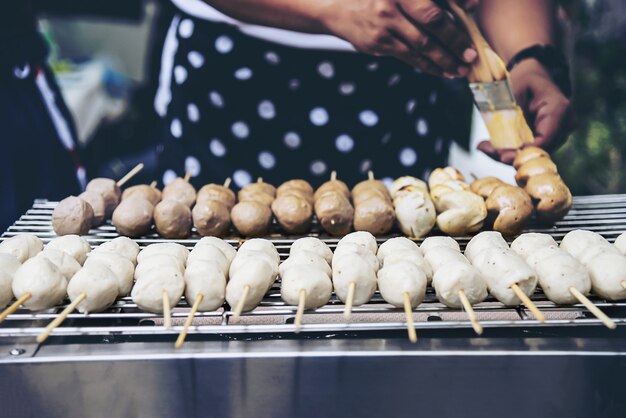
[288,79,300,90]
[388,74,401,86]
[233,170,252,188]
[435,137,445,154]
[399,147,418,167]
[382,177,394,187]
[162,169,177,186]
[179,19,194,38]
[335,134,354,153]
[184,156,201,177]
[317,61,334,79]
[339,82,356,96]
[231,121,250,139]
[429,91,438,104]
[187,103,200,123]
[310,160,327,176]
[406,99,417,114]
[359,159,372,174]
[284,132,301,149]
[215,35,234,54]
[170,119,182,138]
[367,62,379,71]
[257,100,276,120]
[381,132,392,144]
[187,51,205,68]
[265,51,280,65]
[258,151,276,169]
[209,139,227,157]
[174,66,187,84]
[359,110,379,127]
[234,67,253,80]
[209,91,224,108]
[309,107,329,126]
[417,118,429,136]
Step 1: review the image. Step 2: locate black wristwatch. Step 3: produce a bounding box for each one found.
[506,44,572,97]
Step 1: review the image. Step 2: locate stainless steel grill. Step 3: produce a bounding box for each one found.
[2,195,626,345]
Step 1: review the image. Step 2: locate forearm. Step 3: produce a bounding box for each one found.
[205,0,334,34]
[477,0,557,63]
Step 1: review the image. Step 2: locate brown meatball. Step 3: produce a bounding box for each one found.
[470,177,505,199]
[271,195,313,234]
[277,188,314,205]
[276,179,314,197]
[314,180,350,200]
[162,178,197,207]
[314,191,354,236]
[193,200,231,237]
[352,187,392,206]
[515,157,559,188]
[112,196,154,237]
[352,179,388,197]
[353,197,395,235]
[153,200,192,239]
[525,174,573,222]
[78,190,106,226]
[231,201,272,237]
[486,185,534,236]
[238,190,274,207]
[238,182,276,200]
[86,178,121,218]
[122,185,162,206]
[512,146,550,170]
[52,196,94,236]
[197,184,236,210]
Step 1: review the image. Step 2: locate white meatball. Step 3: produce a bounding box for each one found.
[0,272,13,308]
[382,250,433,283]
[134,254,185,281]
[424,246,469,273]
[464,231,509,263]
[332,254,377,306]
[92,237,140,264]
[332,243,379,272]
[47,235,91,265]
[184,261,227,311]
[337,231,378,254]
[197,237,237,263]
[226,258,277,312]
[137,243,189,265]
[377,261,427,308]
[0,253,21,276]
[188,245,230,276]
[432,262,487,308]
[560,230,611,261]
[511,233,558,261]
[289,237,333,265]
[526,246,591,304]
[586,253,626,301]
[393,192,436,238]
[12,257,68,310]
[132,269,185,313]
[577,244,620,267]
[420,236,460,254]
[85,252,135,296]
[472,248,537,306]
[67,264,119,313]
[0,234,43,263]
[615,232,626,255]
[279,251,331,278]
[36,249,81,280]
[229,250,279,281]
[377,237,421,264]
[238,239,280,265]
[280,266,333,309]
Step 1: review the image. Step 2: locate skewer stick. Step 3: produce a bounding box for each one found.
[510,283,545,323]
[116,163,144,187]
[344,281,356,319]
[37,293,86,344]
[149,180,157,188]
[367,170,374,181]
[0,292,31,323]
[175,293,204,349]
[184,171,191,182]
[330,171,337,181]
[232,284,250,320]
[403,291,417,343]
[257,177,263,183]
[569,287,616,330]
[223,177,232,189]
[294,289,306,333]
[621,280,626,291]
[162,290,172,329]
[458,289,483,335]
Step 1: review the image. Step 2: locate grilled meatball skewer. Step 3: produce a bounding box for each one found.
[272,179,314,234]
[314,171,354,236]
[352,171,395,235]
[389,177,436,238]
[231,178,275,237]
[193,178,235,237]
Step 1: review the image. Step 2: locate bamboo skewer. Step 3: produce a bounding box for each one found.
[510,283,545,323]
[367,170,375,181]
[0,293,31,323]
[294,289,306,333]
[223,177,232,189]
[458,289,483,335]
[403,292,417,343]
[330,171,337,181]
[162,290,172,329]
[621,280,626,291]
[344,281,356,319]
[150,180,158,188]
[569,287,616,330]
[116,163,145,187]
[37,293,86,344]
[175,293,204,348]
[233,284,250,320]
[184,172,191,182]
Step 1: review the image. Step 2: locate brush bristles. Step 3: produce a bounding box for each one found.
[481,107,535,150]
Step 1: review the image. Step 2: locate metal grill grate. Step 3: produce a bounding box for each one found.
[2,195,626,343]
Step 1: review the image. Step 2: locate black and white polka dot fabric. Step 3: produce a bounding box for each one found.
[155,14,470,189]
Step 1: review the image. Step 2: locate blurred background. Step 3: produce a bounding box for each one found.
[37,0,626,194]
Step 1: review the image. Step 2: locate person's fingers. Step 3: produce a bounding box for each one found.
[477,140,499,159]
[531,96,572,151]
[459,0,481,10]
[477,140,517,165]
[383,33,444,76]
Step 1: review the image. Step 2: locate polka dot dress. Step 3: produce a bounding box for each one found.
[156,14,471,188]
